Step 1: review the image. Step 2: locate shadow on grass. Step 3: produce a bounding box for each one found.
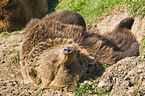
[74,61,106,95]
[47,0,59,14]
[79,60,106,83]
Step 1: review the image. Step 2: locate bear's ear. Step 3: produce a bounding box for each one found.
[114,17,134,31]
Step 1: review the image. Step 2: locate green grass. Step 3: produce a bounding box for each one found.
[141,36,145,57]
[1,32,10,37]
[8,49,17,55]
[74,80,98,96]
[47,0,59,13]
[56,0,145,24]
[13,42,19,47]
[74,80,111,96]
[10,50,20,64]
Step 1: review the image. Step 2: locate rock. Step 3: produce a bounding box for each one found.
[95,56,145,95]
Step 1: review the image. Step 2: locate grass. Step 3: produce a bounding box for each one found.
[10,50,20,64]
[47,0,59,13]
[13,42,19,47]
[8,49,17,55]
[56,0,145,24]
[1,32,10,37]
[74,80,111,96]
[74,81,98,96]
[141,35,145,57]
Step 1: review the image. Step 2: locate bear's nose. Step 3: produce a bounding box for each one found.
[63,47,73,55]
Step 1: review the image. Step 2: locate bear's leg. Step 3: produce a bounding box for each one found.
[108,17,139,62]
[114,17,134,31]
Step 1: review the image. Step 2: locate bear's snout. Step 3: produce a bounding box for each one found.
[63,47,73,55]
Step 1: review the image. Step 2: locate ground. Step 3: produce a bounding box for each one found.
[0,11,144,95]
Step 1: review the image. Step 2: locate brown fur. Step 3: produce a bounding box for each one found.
[20,38,90,91]
[22,0,48,18]
[0,0,48,32]
[82,17,139,64]
[21,18,85,60]
[20,11,139,90]
[48,10,86,30]
[20,11,94,90]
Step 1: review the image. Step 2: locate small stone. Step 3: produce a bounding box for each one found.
[2,86,7,89]
[97,81,105,87]
[137,69,142,73]
[11,74,15,77]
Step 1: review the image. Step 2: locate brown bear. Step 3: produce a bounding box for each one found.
[20,10,139,90]
[0,0,48,32]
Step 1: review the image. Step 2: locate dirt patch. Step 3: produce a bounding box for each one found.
[0,11,144,95]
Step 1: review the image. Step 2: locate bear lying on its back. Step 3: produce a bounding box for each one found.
[20,10,139,91]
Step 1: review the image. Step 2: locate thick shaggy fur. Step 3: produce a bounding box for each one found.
[0,0,48,32]
[21,16,85,60]
[48,11,86,30]
[82,17,139,64]
[20,11,93,90]
[21,38,90,91]
[20,11,139,90]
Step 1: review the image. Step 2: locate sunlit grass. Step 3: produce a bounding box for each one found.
[56,0,145,24]
[141,35,145,57]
